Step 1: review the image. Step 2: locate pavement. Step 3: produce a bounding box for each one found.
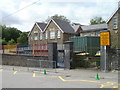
[0,65,119,88]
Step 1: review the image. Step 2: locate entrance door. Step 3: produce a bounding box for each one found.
[57,50,64,68]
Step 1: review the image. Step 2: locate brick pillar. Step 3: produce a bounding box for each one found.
[48,43,57,68]
[64,41,73,69]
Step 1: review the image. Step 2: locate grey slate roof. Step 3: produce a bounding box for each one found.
[28,22,47,36]
[53,18,76,34]
[36,22,47,31]
[81,24,108,32]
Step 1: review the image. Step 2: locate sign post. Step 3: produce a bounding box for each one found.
[100,31,110,72]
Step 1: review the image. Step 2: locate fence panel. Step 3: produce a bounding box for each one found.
[17,44,32,55]
[3,45,17,54]
[33,44,48,56]
[2,44,49,56]
[27,59,57,73]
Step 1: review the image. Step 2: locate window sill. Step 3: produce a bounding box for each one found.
[113,28,118,30]
[50,38,55,40]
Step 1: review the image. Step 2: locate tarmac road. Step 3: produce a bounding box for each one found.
[0,65,119,88]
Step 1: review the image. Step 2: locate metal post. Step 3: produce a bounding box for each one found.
[104,46,107,72]
[39,60,41,71]
[54,61,57,73]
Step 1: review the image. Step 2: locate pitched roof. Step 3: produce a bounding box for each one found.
[36,22,47,31]
[53,18,76,34]
[81,24,108,32]
[28,22,47,36]
[44,18,76,34]
[106,7,120,23]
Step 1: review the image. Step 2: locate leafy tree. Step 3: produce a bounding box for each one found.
[0,39,7,45]
[46,14,70,23]
[90,17,106,25]
[1,25,22,42]
[17,32,28,44]
[7,39,16,45]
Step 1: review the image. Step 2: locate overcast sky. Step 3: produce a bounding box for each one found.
[0,0,119,32]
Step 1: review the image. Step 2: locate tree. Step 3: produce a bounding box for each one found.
[90,17,106,25]
[7,39,16,45]
[1,25,22,42]
[17,32,28,44]
[46,14,70,23]
[0,39,7,45]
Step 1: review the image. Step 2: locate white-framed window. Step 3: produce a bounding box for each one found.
[50,31,55,39]
[34,33,38,40]
[90,32,94,36]
[57,30,61,39]
[31,36,33,40]
[81,33,86,36]
[112,17,118,29]
[45,31,48,39]
[40,32,42,40]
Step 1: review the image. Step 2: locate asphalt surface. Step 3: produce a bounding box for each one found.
[0,65,119,88]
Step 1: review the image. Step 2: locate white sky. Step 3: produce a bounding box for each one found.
[0,0,119,32]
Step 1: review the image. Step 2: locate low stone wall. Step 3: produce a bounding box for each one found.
[2,54,48,67]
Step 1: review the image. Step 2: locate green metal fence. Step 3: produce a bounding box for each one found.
[69,36,100,56]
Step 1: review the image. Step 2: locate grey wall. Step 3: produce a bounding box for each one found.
[64,42,74,69]
[2,54,48,67]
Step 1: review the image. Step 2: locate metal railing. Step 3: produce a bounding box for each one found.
[27,59,57,73]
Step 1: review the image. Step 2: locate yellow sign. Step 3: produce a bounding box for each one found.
[100,32,110,46]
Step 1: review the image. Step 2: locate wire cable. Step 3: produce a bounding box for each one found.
[3,0,41,19]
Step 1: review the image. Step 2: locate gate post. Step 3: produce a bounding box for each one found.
[64,41,74,69]
[48,43,57,68]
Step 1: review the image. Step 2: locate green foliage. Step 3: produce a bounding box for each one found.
[46,14,70,23]
[1,25,22,42]
[7,39,16,45]
[0,39,7,45]
[17,32,28,44]
[90,17,106,25]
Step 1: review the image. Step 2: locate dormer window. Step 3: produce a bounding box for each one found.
[112,17,118,30]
